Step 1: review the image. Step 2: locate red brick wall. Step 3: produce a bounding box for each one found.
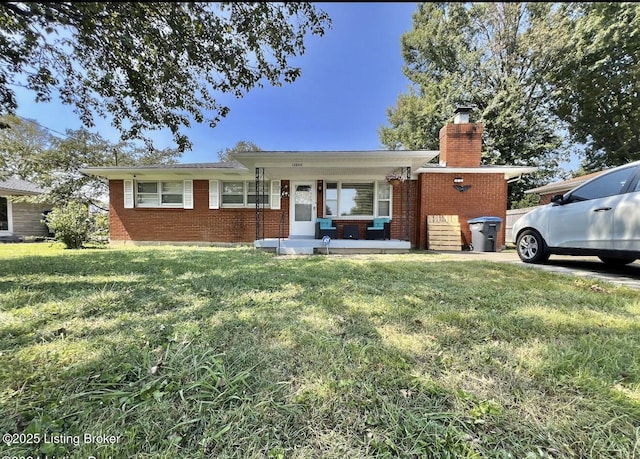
[109,179,290,243]
[438,123,483,167]
[314,180,418,242]
[415,173,507,250]
[539,193,552,205]
[109,173,506,250]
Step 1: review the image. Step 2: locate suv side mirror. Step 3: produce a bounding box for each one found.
[551,194,565,205]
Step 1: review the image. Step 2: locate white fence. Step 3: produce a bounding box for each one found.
[505,206,538,246]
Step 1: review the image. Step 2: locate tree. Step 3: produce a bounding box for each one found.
[0,115,51,182]
[379,3,569,206]
[0,2,331,152]
[546,2,640,171]
[217,140,262,162]
[0,115,180,207]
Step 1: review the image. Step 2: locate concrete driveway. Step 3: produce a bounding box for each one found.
[434,250,640,290]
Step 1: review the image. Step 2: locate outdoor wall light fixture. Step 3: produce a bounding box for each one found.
[454,184,472,192]
[281,183,289,198]
[317,180,323,193]
[453,177,471,191]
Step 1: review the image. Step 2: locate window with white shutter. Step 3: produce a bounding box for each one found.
[209,180,219,209]
[123,180,134,209]
[183,180,193,209]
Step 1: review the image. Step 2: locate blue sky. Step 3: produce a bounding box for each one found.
[14,2,419,164]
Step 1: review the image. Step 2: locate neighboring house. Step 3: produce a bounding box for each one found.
[0,177,51,241]
[82,109,537,251]
[524,170,605,205]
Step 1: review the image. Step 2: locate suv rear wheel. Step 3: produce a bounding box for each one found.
[516,229,549,264]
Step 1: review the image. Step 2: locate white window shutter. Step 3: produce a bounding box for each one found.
[270,180,281,210]
[209,180,219,209]
[183,180,193,209]
[123,180,134,209]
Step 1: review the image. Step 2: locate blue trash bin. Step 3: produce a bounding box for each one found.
[468,216,503,252]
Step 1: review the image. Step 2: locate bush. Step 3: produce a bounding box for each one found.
[44,202,92,249]
[90,211,110,244]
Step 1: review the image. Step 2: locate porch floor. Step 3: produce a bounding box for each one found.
[255,236,411,255]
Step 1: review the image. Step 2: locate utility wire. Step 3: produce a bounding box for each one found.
[15,114,82,141]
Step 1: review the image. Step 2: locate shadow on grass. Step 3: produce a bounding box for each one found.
[1,247,639,457]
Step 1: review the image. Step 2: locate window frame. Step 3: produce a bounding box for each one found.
[221,180,271,208]
[135,180,184,208]
[323,180,392,219]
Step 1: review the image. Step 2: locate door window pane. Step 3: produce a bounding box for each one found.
[295,185,312,221]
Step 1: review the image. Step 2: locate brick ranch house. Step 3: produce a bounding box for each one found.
[83,110,536,251]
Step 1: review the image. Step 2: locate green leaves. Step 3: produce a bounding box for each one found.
[379,3,576,205]
[547,3,640,171]
[0,2,331,152]
[0,114,180,206]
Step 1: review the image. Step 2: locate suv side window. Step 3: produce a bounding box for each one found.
[571,166,637,201]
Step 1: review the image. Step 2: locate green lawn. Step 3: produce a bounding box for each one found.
[0,243,639,458]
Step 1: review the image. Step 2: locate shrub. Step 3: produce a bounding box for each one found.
[90,211,110,244]
[44,202,92,249]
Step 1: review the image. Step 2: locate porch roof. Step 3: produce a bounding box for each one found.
[230,150,439,179]
[82,151,440,181]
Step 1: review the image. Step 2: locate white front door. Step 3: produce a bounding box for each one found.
[290,182,316,236]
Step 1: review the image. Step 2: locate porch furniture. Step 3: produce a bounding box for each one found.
[366,217,391,240]
[343,224,360,240]
[315,218,337,239]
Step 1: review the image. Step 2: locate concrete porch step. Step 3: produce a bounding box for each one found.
[255,237,411,255]
[276,246,315,255]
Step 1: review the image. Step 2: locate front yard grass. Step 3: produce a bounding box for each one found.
[0,243,638,458]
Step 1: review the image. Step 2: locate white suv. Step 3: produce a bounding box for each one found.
[513,160,640,265]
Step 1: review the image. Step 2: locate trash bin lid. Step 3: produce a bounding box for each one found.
[468,216,503,224]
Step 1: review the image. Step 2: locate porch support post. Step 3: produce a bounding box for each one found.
[261,168,266,240]
[405,166,411,241]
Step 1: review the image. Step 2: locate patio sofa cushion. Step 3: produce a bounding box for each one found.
[367,217,390,230]
[366,217,391,240]
[317,217,336,229]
